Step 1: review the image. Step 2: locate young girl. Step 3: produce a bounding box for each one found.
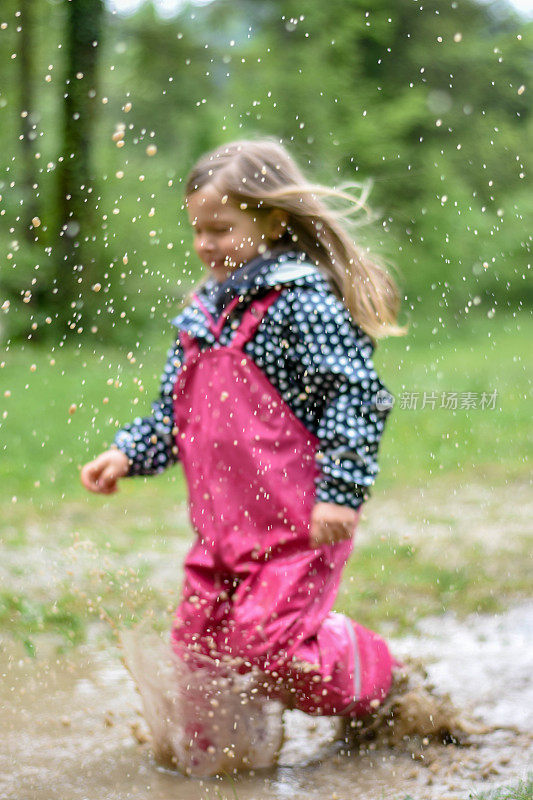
[81,137,406,762]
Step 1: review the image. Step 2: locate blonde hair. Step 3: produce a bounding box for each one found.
[184,136,407,341]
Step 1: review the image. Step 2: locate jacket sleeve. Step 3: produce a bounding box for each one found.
[113,339,183,476]
[285,284,392,511]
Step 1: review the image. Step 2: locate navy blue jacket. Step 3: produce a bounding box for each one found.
[114,249,392,511]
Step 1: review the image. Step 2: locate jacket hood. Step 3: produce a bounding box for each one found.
[171,249,331,333]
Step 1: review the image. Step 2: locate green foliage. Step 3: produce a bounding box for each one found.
[0,0,530,343]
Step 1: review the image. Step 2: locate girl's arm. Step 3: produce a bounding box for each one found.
[283,283,392,528]
[112,339,184,476]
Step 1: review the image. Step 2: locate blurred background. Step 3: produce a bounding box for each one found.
[1,0,531,342]
[0,0,530,647]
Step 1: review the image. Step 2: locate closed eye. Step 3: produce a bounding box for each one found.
[195,226,231,234]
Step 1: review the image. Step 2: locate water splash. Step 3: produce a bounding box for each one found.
[119,625,285,777]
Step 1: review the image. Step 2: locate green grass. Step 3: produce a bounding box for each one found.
[0,307,530,501]
[0,334,178,500]
[373,306,531,491]
[398,775,533,800]
[335,538,531,634]
[0,589,86,654]
[469,775,533,800]
[0,551,175,654]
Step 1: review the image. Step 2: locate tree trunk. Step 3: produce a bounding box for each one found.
[54,0,104,333]
[18,0,40,243]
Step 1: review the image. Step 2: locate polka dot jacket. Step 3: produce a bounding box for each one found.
[114,249,393,511]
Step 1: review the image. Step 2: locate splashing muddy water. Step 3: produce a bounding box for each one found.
[119,627,286,776]
[1,603,532,800]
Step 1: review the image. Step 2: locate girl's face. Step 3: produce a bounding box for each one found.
[186,184,286,282]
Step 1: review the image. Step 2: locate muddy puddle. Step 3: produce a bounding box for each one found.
[1,603,532,800]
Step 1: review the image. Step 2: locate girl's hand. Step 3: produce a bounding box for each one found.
[80,449,130,494]
[310,502,359,547]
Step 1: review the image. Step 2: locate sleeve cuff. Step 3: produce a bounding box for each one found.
[111,434,136,477]
[315,478,367,511]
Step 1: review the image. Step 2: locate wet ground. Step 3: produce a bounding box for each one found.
[1,602,531,800]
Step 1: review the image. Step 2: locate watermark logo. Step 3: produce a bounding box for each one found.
[375,390,396,411]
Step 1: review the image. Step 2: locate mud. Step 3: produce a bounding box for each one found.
[1,602,532,800]
[120,630,486,777]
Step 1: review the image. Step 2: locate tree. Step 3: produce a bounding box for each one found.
[53,0,105,333]
[18,0,41,241]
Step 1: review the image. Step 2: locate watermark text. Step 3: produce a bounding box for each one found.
[375,389,498,411]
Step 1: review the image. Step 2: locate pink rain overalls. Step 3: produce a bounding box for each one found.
[171,288,395,718]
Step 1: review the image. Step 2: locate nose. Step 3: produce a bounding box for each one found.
[196,233,215,255]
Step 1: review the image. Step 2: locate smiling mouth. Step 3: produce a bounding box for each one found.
[208,258,234,270]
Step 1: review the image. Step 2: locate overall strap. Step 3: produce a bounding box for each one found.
[179,330,200,359]
[192,293,241,341]
[229,289,283,351]
[180,288,282,357]
[180,292,241,359]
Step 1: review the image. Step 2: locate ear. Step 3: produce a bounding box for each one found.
[266,209,290,240]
